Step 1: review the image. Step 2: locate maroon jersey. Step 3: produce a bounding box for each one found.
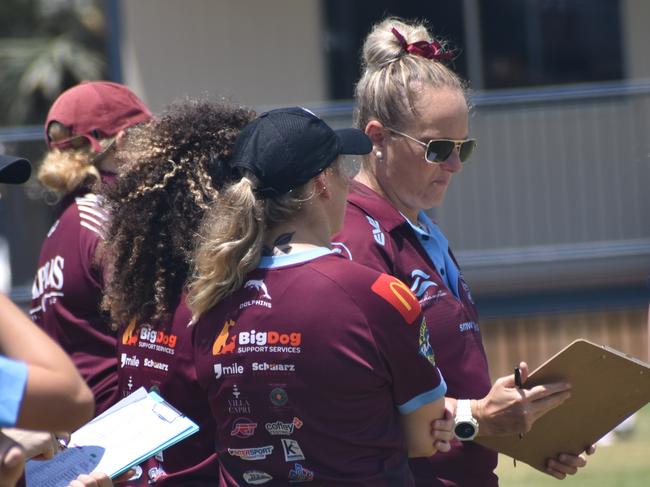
[193,249,446,486]
[117,303,218,485]
[334,182,496,487]
[30,178,118,414]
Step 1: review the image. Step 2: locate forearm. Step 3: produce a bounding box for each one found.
[0,295,94,430]
[402,396,446,457]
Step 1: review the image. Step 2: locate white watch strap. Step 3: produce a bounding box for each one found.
[456,399,472,419]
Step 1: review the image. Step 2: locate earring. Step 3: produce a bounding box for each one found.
[375,150,383,159]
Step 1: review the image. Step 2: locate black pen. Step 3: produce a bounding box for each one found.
[514,367,522,388]
[514,367,524,441]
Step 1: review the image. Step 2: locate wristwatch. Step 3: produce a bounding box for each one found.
[454,399,479,441]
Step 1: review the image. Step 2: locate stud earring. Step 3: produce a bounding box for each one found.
[375,150,383,159]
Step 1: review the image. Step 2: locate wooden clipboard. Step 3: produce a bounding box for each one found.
[475,339,650,472]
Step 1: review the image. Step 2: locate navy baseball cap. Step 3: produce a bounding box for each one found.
[230,107,372,196]
[0,155,31,184]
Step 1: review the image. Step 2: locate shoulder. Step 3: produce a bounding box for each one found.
[308,255,421,326]
[73,193,109,239]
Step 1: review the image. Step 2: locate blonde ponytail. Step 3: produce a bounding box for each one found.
[188,177,263,319]
[187,174,315,321]
[38,148,101,196]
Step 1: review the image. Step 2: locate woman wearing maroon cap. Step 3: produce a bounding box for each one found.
[334,18,594,485]
[97,99,255,485]
[30,81,152,416]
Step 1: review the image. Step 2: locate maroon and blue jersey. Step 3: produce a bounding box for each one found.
[334,181,496,487]
[30,177,118,414]
[117,304,218,485]
[193,248,446,486]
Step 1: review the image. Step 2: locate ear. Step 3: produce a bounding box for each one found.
[365,120,386,150]
[313,173,331,200]
[114,129,128,149]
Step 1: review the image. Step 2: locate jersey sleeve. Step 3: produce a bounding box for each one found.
[333,203,396,274]
[364,273,447,414]
[0,355,27,427]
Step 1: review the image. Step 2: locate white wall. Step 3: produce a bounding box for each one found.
[119,0,327,112]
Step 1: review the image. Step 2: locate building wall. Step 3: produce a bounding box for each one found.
[482,307,649,380]
[119,0,327,111]
[622,0,650,80]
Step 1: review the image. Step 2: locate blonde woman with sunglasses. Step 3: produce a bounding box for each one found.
[334,17,594,486]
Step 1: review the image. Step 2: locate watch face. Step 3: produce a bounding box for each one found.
[454,422,476,439]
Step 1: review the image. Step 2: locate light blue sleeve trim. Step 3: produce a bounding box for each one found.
[397,372,448,415]
[258,247,334,269]
[0,355,28,427]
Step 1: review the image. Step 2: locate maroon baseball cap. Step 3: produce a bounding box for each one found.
[45,81,152,152]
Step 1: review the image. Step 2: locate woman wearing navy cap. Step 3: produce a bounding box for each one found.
[189,107,451,485]
[334,17,594,485]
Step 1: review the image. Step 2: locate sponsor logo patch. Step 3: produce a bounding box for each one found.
[228,385,251,414]
[371,274,421,324]
[240,279,273,310]
[231,418,258,438]
[288,463,314,483]
[459,321,480,333]
[366,216,385,246]
[252,362,296,374]
[228,445,273,461]
[281,439,305,462]
[120,321,177,355]
[418,319,436,367]
[460,277,475,304]
[213,320,302,355]
[214,362,244,379]
[409,269,445,304]
[243,470,273,485]
[265,417,303,436]
[269,387,289,407]
[120,353,140,369]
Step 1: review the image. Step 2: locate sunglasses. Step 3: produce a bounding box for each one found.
[387,128,476,164]
[48,134,92,150]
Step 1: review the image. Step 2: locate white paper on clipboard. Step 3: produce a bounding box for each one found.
[25,387,199,486]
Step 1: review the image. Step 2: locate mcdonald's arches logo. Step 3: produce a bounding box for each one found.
[370,274,421,324]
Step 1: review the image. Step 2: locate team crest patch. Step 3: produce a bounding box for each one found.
[370,273,421,324]
[418,319,436,366]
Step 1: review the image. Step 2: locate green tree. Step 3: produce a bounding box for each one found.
[0,0,107,126]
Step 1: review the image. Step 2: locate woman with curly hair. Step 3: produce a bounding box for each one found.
[100,98,255,485]
[30,81,151,415]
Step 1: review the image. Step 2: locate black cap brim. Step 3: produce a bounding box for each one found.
[335,128,373,155]
[0,155,31,184]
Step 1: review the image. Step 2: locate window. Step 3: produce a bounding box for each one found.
[323,0,467,100]
[480,0,623,89]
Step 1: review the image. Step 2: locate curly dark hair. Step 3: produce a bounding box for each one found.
[101,98,256,327]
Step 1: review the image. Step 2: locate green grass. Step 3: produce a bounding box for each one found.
[496,404,650,486]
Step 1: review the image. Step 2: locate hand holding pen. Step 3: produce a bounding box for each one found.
[472,361,571,437]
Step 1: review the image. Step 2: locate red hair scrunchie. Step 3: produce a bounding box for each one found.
[391,27,456,61]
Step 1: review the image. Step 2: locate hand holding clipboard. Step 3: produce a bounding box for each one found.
[25,388,199,486]
[476,339,650,473]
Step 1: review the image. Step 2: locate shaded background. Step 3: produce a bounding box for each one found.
[0,0,649,483]
[1,0,649,370]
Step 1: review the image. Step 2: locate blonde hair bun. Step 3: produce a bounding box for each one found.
[362,18,433,69]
